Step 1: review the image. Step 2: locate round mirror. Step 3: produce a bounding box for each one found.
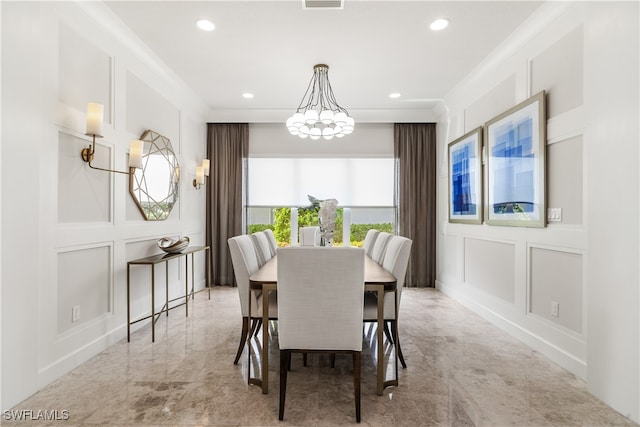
[129,130,180,220]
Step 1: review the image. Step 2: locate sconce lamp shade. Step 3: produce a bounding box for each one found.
[129,140,144,169]
[86,102,104,137]
[196,166,205,185]
[202,159,210,176]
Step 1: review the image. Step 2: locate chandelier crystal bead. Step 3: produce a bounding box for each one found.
[286,64,354,139]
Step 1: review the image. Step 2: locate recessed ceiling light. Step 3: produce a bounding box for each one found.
[196,19,215,32]
[242,93,254,99]
[389,93,401,99]
[430,18,449,31]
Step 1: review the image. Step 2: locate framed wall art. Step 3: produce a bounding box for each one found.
[448,127,483,224]
[484,91,546,227]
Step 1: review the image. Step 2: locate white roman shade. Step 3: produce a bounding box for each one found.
[247,158,394,207]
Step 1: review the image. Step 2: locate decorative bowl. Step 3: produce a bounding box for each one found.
[157,236,190,254]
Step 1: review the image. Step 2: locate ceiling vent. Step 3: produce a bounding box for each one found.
[303,0,344,10]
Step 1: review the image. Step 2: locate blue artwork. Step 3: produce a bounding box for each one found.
[491,117,535,214]
[485,90,546,227]
[448,128,482,224]
[451,142,477,215]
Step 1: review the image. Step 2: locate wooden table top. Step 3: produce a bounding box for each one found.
[249,254,396,290]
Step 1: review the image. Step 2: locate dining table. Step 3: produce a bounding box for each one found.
[248,253,398,396]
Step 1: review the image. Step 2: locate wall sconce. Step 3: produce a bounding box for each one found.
[193,158,210,189]
[81,102,142,174]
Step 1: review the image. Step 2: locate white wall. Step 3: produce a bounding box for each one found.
[436,1,639,421]
[249,123,394,158]
[1,2,208,409]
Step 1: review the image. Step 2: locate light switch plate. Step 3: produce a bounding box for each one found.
[547,208,562,222]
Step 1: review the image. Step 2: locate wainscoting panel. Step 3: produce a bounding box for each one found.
[531,25,583,117]
[464,74,516,131]
[464,237,516,303]
[58,131,111,223]
[548,135,583,225]
[529,246,583,333]
[58,23,112,123]
[57,245,111,334]
[125,71,180,142]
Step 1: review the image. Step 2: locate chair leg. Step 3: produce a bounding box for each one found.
[330,353,336,368]
[383,321,394,344]
[233,317,249,365]
[279,350,290,421]
[391,320,407,369]
[302,352,308,367]
[251,319,262,337]
[353,351,361,423]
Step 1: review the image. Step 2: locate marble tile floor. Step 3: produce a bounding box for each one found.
[5,287,636,426]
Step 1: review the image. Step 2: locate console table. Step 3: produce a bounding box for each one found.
[127,245,210,342]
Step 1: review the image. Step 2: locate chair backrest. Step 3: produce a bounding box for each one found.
[362,229,380,257]
[263,229,278,257]
[277,247,365,351]
[381,236,412,289]
[228,235,260,317]
[251,231,273,266]
[299,226,319,246]
[370,231,393,264]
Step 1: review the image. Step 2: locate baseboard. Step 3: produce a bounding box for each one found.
[436,279,587,380]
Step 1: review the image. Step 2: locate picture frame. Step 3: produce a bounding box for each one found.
[484,91,546,227]
[448,127,483,224]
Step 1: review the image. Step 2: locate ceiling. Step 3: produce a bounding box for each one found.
[104,0,542,122]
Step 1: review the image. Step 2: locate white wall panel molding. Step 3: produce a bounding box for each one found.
[437,277,587,381]
[446,2,581,109]
[438,2,639,418]
[125,70,180,141]
[530,25,583,118]
[526,243,585,332]
[463,236,516,304]
[464,74,516,131]
[3,1,209,411]
[37,242,118,386]
[57,131,113,224]
[72,1,208,115]
[58,22,113,124]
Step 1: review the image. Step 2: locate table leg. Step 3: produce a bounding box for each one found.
[127,264,131,342]
[394,290,399,381]
[185,256,189,317]
[151,264,155,343]
[262,285,270,394]
[165,261,169,317]
[376,284,384,395]
[191,253,195,301]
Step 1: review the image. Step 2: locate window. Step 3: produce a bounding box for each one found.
[247,158,395,246]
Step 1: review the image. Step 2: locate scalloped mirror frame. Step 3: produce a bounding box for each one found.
[129,129,180,221]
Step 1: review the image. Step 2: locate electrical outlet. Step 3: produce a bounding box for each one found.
[72,305,80,322]
[551,301,559,317]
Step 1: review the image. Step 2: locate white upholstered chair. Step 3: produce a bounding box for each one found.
[263,228,278,257]
[369,231,393,264]
[363,235,412,368]
[299,226,320,246]
[251,231,273,267]
[277,247,365,423]
[228,235,278,364]
[362,229,380,257]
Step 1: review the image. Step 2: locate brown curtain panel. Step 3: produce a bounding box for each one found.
[206,123,248,286]
[394,123,436,287]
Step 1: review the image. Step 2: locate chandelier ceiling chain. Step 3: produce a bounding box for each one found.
[286,64,355,140]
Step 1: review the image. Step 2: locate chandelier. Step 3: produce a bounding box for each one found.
[286,64,354,140]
